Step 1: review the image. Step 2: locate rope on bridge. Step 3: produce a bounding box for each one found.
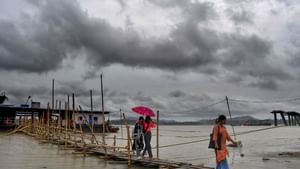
[229,97,300,103]
[158,126,282,149]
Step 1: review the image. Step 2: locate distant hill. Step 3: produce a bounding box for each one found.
[109,116,273,126]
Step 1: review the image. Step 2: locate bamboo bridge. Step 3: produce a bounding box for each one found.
[6,106,213,169]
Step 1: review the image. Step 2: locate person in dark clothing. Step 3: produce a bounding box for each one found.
[132,116,144,157]
[142,115,156,159]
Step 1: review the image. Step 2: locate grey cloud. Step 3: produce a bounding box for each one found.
[287,54,300,80]
[227,8,254,25]
[183,2,217,23]
[55,80,104,97]
[81,70,98,80]
[9,86,49,100]
[146,0,189,8]
[249,79,278,90]
[55,81,88,97]
[190,94,214,102]
[162,74,178,81]
[150,101,165,110]
[0,0,239,74]
[120,92,129,96]
[227,74,244,84]
[169,90,187,98]
[116,0,126,11]
[166,93,216,113]
[131,91,165,110]
[0,81,50,106]
[133,91,153,102]
[107,91,118,97]
[221,35,271,67]
[0,0,294,92]
[110,97,129,105]
[224,0,255,4]
[276,0,297,6]
[0,20,65,73]
[147,0,217,22]
[218,34,291,90]
[289,56,300,67]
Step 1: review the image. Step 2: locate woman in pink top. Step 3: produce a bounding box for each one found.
[142,115,156,158]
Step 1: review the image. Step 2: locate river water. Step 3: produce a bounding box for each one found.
[0,125,299,169]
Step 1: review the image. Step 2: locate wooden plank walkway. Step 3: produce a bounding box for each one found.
[90,148,213,169]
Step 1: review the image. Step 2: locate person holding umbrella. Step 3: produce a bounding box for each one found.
[132,116,144,158]
[131,106,156,159]
[142,115,156,159]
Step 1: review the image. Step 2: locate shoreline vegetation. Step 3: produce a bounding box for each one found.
[111,115,274,126]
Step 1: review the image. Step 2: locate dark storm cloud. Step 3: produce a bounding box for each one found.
[0,0,294,91]
[5,85,48,99]
[0,81,50,106]
[0,20,65,73]
[54,80,109,98]
[221,35,271,67]
[219,34,291,90]
[0,0,220,73]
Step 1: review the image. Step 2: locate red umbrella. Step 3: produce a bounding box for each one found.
[131,106,155,117]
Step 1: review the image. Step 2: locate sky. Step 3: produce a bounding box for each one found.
[1,0,300,121]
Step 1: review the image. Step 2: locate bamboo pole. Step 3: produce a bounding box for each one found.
[55,100,58,110]
[123,113,131,167]
[113,135,116,152]
[65,102,68,147]
[126,125,131,166]
[90,90,94,133]
[31,111,34,132]
[67,95,70,129]
[72,93,75,130]
[58,101,61,141]
[156,110,160,159]
[57,115,61,141]
[52,79,55,110]
[41,111,44,140]
[72,103,77,150]
[226,96,236,140]
[120,109,123,141]
[47,103,50,139]
[100,74,107,156]
[78,109,85,147]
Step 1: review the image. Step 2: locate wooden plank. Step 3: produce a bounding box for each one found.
[89,148,212,169]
